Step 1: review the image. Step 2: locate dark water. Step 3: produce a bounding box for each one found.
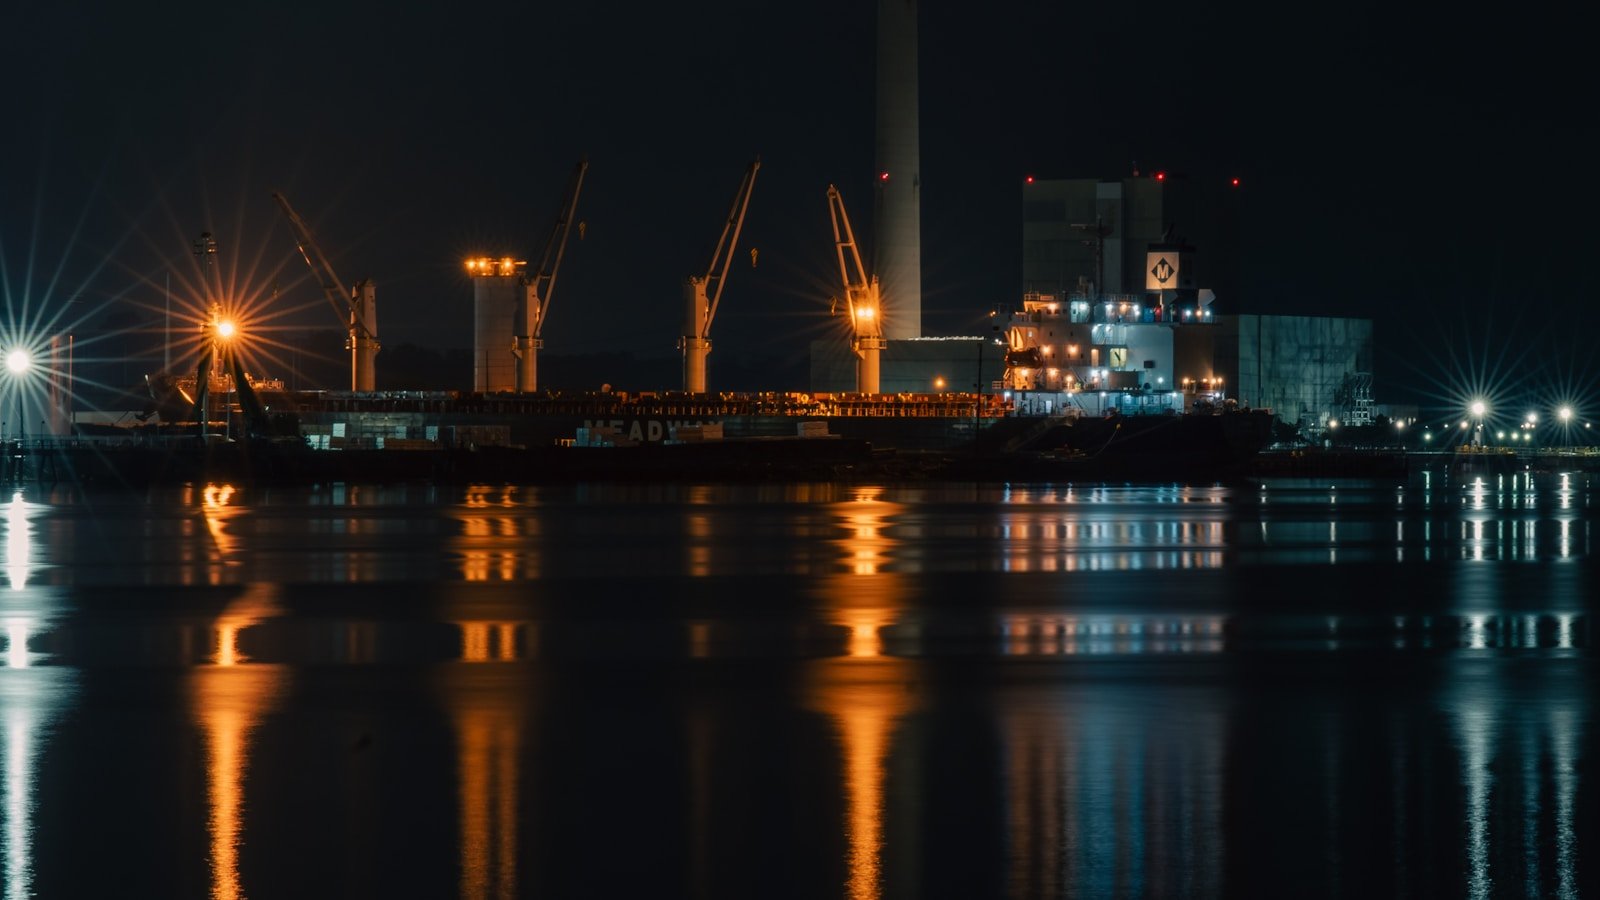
[3,471,1596,898]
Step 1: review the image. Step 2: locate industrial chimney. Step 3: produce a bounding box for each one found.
[874,0,921,340]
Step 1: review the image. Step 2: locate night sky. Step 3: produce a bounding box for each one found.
[5,2,1595,405]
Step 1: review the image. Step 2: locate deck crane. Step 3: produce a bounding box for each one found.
[680,158,760,394]
[516,160,589,393]
[270,192,379,391]
[827,184,885,394]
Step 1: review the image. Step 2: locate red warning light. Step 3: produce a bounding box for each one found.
[1025,175,1035,184]
[1231,177,1241,187]
[1155,171,1166,181]
[879,171,890,181]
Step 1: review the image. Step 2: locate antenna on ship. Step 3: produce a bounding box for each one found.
[1071,216,1113,298]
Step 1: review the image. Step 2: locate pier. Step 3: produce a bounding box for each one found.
[1251,447,1600,478]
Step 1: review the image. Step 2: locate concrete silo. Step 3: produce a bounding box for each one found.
[465,257,526,393]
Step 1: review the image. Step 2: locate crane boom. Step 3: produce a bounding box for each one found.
[826,185,884,394]
[681,158,760,393]
[270,191,380,391]
[509,160,588,393]
[827,184,872,301]
[526,160,589,339]
[699,157,760,339]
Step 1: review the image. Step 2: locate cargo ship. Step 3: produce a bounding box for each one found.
[136,373,1035,453]
[983,286,1275,474]
[82,285,1270,486]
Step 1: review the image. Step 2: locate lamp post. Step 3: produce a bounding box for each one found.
[203,304,239,441]
[3,349,31,448]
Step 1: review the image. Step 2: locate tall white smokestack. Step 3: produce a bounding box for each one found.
[875,0,921,340]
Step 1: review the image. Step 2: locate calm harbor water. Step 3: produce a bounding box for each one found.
[1,471,1595,898]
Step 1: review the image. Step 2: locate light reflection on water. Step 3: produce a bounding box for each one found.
[0,476,1593,896]
[0,665,73,900]
[805,657,918,900]
[6,475,1593,585]
[441,666,528,900]
[190,584,285,900]
[1449,669,1585,900]
[0,489,71,900]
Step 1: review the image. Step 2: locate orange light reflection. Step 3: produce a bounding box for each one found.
[809,567,914,898]
[831,487,904,576]
[443,667,528,899]
[191,585,285,900]
[805,659,918,900]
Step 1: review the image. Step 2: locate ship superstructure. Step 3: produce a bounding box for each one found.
[999,240,1230,419]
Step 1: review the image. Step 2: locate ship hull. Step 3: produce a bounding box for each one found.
[1031,409,1274,477]
[287,406,1041,453]
[95,389,1270,484]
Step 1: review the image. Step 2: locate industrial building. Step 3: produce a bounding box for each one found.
[1214,315,1376,432]
[1016,174,1374,438]
[1024,176,1166,297]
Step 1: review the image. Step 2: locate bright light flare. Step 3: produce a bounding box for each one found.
[1469,400,1486,417]
[215,320,237,340]
[3,351,29,375]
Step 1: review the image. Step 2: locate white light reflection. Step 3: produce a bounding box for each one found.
[1448,682,1584,900]
[1520,724,1540,897]
[3,493,34,592]
[1465,615,1489,650]
[995,486,1232,573]
[0,488,69,898]
[1467,477,1488,510]
[999,614,1225,656]
[3,625,25,671]
[1551,709,1579,900]
[1,666,73,900]
[1457,705,1493,900]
